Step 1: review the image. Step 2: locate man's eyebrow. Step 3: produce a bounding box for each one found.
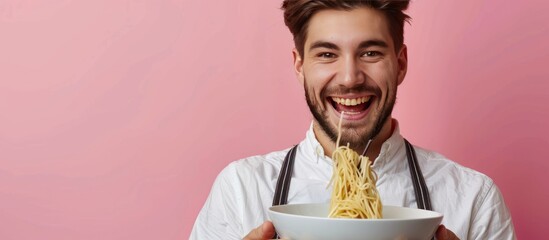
[309,41,340,51]
[308,40,389,52]
[358,40,389,49]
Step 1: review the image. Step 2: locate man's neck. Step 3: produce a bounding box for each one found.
[313,119,394,161]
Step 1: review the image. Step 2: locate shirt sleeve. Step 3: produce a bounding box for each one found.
[190,163,244,240]
[468,182,516,240]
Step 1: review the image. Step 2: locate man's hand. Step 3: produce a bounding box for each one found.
[435,225,460,240]
[243,221,276,240]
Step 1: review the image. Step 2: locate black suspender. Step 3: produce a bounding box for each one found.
[404,139,433,211]
[272,145,299,206]
[271,139,433,238]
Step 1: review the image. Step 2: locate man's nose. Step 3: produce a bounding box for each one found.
[339,56,365,87]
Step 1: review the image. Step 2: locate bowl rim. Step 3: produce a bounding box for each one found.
[268,203,443,222]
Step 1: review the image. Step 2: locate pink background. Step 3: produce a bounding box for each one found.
[1,0,547,239]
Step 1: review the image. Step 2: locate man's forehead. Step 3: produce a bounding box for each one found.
[305,7,393,49]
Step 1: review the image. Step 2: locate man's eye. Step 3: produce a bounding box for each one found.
[363,51,381,57]
[318,52,336,58]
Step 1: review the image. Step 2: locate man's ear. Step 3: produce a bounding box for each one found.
[292,48,305,85]
[397,44,408,86]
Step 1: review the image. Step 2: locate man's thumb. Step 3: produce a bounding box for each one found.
[260,221,276,238]
[243,221,276,240]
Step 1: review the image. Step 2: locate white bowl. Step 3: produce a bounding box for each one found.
[268,203,443,240]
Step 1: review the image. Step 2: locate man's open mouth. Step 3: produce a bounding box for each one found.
[329,96,373,115]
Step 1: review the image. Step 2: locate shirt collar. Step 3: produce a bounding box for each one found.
[301,119,405,165]
[373,119,405,168]
[302,122,326,164]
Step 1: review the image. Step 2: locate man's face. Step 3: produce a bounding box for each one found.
[294,7,407,151]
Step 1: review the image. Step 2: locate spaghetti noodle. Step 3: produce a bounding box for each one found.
[328,112,383,219]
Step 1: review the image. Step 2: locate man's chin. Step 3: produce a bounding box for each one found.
[338,134,370,150]
[323,124,369,146]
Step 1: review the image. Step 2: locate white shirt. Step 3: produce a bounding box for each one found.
[190,121,515,239]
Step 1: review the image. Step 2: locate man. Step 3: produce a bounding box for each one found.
[190,0,515,239]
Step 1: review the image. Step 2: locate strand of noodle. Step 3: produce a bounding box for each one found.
[335,111,344,148]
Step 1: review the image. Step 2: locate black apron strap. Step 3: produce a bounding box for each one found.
[272,145,298,206]
[271,145,298,239]
[404,139,435,240]
[404,139,433,211]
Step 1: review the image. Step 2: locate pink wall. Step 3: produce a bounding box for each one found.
[0,0,547,239]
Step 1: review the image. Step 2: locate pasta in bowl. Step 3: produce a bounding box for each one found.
[269,114,441,239]
[268,203,443,240]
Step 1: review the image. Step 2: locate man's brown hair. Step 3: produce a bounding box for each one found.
[281,0,411,57]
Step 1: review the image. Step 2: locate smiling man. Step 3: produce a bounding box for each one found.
[190,1,516,240]
[299,6,402,160]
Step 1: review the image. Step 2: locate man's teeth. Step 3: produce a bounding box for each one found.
[332,96,371,106]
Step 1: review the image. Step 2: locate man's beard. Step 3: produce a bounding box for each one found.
[304,78,397,152]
